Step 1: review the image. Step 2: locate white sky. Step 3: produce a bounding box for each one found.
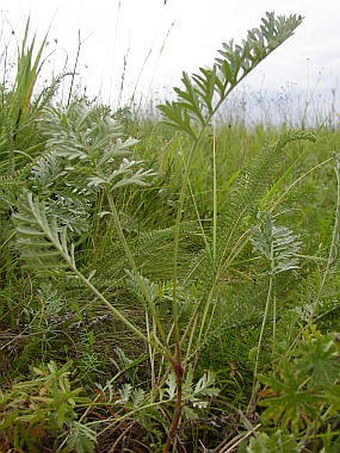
[1,0,339,112]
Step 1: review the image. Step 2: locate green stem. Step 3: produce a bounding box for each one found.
[315,157,340,307]
[273,294,277,340]
[171,84,238,346]
[181,154,211,254]
[106,192,170,353]
[212,125,217,263]
[73,268,152,350]
[270,157,333,212]
[249,263,274,411]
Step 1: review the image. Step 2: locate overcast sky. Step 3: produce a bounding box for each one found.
[1,0,339,113]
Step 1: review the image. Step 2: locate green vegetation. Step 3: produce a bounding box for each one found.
[0,12,339,452]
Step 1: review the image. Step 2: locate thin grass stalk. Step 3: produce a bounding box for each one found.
[183,306,200,362]
[315,155,340,307]
[182,268,224,363]
[129,48,152,109]
[92,190,105,263]
[118,47,129,107]
[222,228,252,271]
[145,311,156,390]
[249,259,274,412]
[108,422,135,453]
[106,192,170,352]
[72,268,152,348]
[93,397,174,437]
[189,225,251,353]
[270,156,334,212]
[195,281,219,352]
[218,207,248,268]
[180,229,252,361]
[3,114,15,173]
[183,155,211,254]
[273,294,277,339]
[219,424,262,453]
[180,290,213,362]
[212,124,217,263]
[259,150,306,209]
[67,29,81,106]
[107,0,122,105]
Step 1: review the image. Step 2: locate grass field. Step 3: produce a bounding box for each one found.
[0,13,339,452]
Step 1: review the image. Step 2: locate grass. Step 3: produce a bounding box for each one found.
[0,13,339,453]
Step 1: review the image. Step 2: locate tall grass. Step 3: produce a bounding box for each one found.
[0,11,339,453]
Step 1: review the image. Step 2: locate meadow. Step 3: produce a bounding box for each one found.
[0,12,339,452]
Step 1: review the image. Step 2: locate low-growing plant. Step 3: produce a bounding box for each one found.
[0,360,95,452]
[247,324,340,451]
